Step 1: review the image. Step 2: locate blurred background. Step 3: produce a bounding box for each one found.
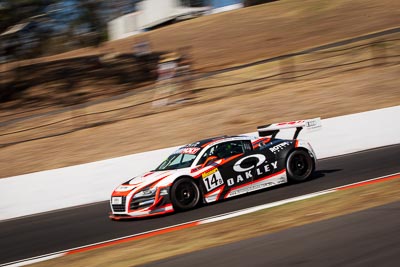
[0,0,399,177]
[1,2,399,266]
[0,0,271,61]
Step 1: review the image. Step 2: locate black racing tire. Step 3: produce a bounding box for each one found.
[286,149,314,182]
[170,177,201,211]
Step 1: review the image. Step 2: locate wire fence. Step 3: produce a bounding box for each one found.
[1,32,399,148]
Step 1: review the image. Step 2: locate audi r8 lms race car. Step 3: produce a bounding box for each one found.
[109,118,321,220]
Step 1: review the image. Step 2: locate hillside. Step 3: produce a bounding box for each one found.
[0,0,399,177]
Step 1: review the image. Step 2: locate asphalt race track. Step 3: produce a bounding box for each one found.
[143,201,400,267]
[0,144,399,265]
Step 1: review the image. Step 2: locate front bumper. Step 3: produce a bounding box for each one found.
[110,188,173,220]
[109,204,174,220]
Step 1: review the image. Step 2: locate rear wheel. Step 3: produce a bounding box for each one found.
[286,150,314,182]
[170,177,200,211]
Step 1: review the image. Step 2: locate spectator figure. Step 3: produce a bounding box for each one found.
[133,38,153,81]
[152,52,179,107]
[176,46,193,103]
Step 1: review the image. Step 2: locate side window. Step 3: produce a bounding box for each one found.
[214,141,244,159]
[198,146,217,165]
[229,141,245,156]
[198,141,248,166]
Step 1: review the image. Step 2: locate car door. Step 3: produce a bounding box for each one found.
[224,140,279,197]
[199,140,281,201]
[198,140,247,197]
[208,140,259,198]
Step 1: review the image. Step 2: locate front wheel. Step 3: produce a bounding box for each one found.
[170,177,201,211]
[286,150,314,182]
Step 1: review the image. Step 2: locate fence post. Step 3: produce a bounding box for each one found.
[370,39,387,67]
[177,46,194,103]
[280,56,296,83]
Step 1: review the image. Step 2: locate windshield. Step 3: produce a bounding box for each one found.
[155,147,201,171]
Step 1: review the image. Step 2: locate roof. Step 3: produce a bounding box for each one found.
[183,135,251,149]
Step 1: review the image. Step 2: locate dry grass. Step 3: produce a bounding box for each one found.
[1,0,400,178]
[12,0,400,72]
[1,35,399,178]
[29,178,400,267]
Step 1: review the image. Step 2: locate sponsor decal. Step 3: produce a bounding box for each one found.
[233,154,266,172]
[306,120,317,127]
[202,168,224,191]
[186,142,201,147]
[202,168,218,178]
[178,147,200,154]
[269,141,290,153]
[228,175,286,197]
[277,120,304,126]
[305,118,322,130]
[228,154,278,186]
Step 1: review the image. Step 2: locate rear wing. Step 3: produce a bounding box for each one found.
[257,118,322,139]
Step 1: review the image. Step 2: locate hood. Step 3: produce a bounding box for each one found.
[113,170,175,195]
[128,170,174,186]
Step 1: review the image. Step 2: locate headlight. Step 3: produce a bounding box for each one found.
[133,187,157,199]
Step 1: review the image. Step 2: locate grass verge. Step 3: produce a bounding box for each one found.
[30,177,400,267]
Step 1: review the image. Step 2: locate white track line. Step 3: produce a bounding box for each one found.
[1,172,399,267]
[2,253,66,267]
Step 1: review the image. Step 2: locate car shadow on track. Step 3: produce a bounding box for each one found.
[309,169,342,181]
[109,169,342,222]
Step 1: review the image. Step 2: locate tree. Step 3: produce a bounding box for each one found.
[0,0,140,60]
[74,0,105,45]
[0,0,59,60]
[0,0,57,33]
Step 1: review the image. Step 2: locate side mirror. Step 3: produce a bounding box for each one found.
[202,156,218,168]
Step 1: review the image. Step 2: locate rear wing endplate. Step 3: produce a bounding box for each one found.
[257,118,322,139]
